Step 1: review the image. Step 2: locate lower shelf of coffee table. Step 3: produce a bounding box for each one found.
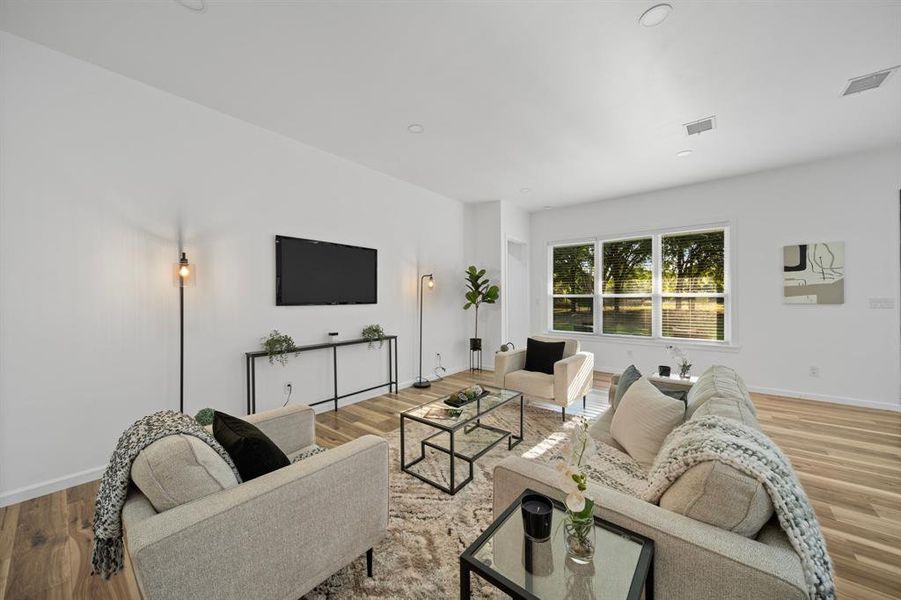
[421,423,510,461]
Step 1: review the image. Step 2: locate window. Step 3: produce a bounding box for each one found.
[661,230,726,341]
[551,243,594,332]
[549,227,728,342]
[601,238,653,336]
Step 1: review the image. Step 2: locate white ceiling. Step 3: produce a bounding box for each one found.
[2,1,900,210]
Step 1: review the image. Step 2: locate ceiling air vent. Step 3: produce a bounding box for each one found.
[684,116,716,136]
[842,67,898,96]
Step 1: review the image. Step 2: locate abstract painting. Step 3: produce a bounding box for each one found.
[783,241,844,304]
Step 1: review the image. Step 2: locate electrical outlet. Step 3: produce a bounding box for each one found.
[809,366,819,378]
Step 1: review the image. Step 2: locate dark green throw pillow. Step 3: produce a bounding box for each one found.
[213,411,289,481]
[613,364,642,409]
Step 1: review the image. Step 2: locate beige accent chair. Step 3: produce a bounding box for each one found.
[494,366,808,599]
[122,405,389,600]
[494,335,594,420]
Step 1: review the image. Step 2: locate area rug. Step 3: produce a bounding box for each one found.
[303,398,599,599]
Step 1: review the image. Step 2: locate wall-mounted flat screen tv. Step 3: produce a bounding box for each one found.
[276,236,377,305]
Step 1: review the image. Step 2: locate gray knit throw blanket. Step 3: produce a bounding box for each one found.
[643,415,835,600]
[91,410,241,579]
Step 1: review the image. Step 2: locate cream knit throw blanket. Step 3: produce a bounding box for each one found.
[643,415,835,600]
[91,411,241,579]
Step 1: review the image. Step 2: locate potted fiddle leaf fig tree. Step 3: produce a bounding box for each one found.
[463,265,500,352]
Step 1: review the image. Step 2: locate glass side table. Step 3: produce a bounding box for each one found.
[460,489,654,600]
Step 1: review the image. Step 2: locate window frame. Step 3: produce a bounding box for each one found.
[547,224,732,345]
[548,240,596,334]
[600,235,654,338]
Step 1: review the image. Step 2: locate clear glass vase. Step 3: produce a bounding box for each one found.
[564,514,596,564]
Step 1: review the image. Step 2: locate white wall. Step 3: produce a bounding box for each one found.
[531,148,901,411]
[463,201,502,368]
[0,33,469,505]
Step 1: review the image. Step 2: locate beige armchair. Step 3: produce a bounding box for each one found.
[122,405,389,600]
[495,335,594,420]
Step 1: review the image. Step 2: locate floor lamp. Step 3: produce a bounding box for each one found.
[413,273,434,389]
[174,252,195,412]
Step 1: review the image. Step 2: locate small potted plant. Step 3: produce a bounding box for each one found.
[463,265,499,352]
[261,330,298,366]
[667,344,692,379]
[361,324,386,349]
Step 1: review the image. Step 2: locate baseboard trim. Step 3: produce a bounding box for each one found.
[595,364,899,412]
[747,385,900,412]
[0,464,106,508]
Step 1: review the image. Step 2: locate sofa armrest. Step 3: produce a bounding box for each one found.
[493,456,806,600]
[495,349,527,387]
[125,435,388,600]
[242,404,316,455]
[553,351,594,406]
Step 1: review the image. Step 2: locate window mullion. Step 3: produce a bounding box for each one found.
[595,240,601,335]
[652,234,662,339]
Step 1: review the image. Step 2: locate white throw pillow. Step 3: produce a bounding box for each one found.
[131,434,239,512]
[610,376,685,470]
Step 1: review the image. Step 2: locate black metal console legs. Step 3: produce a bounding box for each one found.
[366,548,373,577]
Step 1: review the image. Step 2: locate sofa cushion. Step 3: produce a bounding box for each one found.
[610,377,685,470]
[691,395,760,429]
[686,365,755,418]
[524,338,566,375]
[659,460,774,538]
[587,408,625,452]
[505,369,554,399]
[613,364,642,410]
[130,434,239,513]
[213,411,290,481]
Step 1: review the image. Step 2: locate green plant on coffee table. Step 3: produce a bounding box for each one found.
[361,324,386,349]
[463,265,500,339]
[261,330,298,366]
[194,408,215,426]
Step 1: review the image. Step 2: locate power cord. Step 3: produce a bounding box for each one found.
[283,383,293,407]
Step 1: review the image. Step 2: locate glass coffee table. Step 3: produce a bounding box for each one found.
[460,489,654,600]
[400,386,523,495]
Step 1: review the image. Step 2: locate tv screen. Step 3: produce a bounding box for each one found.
[276,236,377,305]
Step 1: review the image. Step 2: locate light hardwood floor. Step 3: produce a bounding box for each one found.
[0,370,898,600]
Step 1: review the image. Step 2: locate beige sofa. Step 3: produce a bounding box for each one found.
[494,335,594,420]
[122,405,389,600]
[493,366,808,599]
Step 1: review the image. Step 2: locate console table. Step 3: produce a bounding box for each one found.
[244,336,398,414]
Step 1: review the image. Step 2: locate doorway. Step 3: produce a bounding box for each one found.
[504,238,529,349]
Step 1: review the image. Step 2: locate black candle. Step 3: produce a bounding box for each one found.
[521,493,553,542]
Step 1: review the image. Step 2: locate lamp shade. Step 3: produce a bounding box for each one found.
[173,252,196,287]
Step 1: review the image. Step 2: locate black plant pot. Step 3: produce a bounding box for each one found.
[470,338,482,351]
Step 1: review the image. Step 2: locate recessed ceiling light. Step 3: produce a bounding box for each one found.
[520,187,532,194]
[639,4,672,27]
[676,149,693,158]
[407,124,424,134]
[543,206,552,210]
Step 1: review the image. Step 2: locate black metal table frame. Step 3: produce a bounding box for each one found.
[400,389,523,495]
[460,488,655,600]
[244,335,398,415]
